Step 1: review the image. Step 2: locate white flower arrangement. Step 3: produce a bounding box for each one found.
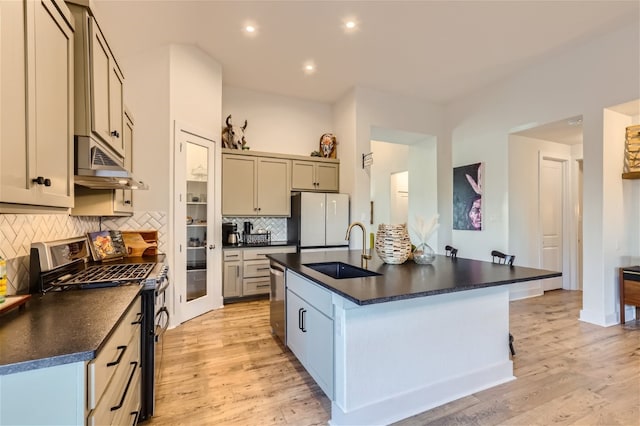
[411,214,440,246]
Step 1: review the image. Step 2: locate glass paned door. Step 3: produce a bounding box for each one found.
[186,143,208,301]
[175,124,220,323]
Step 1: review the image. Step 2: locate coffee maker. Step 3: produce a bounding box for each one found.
[222,222,238,246]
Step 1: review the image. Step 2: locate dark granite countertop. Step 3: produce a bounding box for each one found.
[267,250,561,306]
[0,285,141,375]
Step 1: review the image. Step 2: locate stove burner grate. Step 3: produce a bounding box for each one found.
[63,263,155,285]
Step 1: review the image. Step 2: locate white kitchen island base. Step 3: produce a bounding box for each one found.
[330,284,514,425]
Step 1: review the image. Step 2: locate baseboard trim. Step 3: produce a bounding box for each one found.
[329,361,514,426]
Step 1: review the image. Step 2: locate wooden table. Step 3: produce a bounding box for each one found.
[619,266,640,324]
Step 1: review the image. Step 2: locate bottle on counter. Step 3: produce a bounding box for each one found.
[0,256,6,303]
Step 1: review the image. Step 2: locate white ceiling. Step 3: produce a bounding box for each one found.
[94,0,639,106]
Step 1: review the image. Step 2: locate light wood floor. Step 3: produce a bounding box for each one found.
[148,291,639,425]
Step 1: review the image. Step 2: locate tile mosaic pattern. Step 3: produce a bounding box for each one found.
[0,214,99,294]
[222,217,288,241]
[0,211,167,295]
[101,211,168,254]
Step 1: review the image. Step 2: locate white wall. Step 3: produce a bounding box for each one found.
[121,45,171,213]
[122,44,224,324]
[447,22,640,325]
[222,86,332,156]
[344,87,447,250]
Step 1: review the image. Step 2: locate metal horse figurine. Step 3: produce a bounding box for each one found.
[222,114,248,149]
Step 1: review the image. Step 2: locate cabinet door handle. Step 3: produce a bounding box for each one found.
[111,130,120,138]
[106,345,127,367]
[298,308,303,331]
[111,361,138,411]
[236,265,240,278]
[129,411,139,426]
[131,312,143,325]
[31,176,51,186]
[124,200,132,205]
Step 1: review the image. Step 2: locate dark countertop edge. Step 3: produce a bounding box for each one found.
[0,287,142,376]
[0,351,94,376]
[268,256,562,306]
[222,241,296,249]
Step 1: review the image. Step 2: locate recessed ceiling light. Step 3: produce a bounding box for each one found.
[343,18,358,32]
[303,62,316,75]
[243,22,258,36]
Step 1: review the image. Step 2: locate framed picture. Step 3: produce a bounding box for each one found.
[453,162,483,230]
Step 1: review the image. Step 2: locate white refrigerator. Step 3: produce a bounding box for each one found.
[288,192,350,249]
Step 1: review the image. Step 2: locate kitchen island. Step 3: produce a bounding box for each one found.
[268,250,561,426]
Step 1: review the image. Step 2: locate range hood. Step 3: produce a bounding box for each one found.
[74,136,148,190]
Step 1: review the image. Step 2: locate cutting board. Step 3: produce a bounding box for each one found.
[122,232,158,257]
[0,295,30,316]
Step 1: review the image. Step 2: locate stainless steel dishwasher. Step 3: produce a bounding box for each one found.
[269,261,286,344]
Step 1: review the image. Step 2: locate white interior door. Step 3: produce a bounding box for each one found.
[541,158,564,290]
[390,171,409,224]
[577,160,583,290]
[174,125,221,323]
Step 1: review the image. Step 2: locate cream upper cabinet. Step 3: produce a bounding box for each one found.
[116,108,134,212]
[0,0,75,210]
[222,153,291,217]
[222,155,256,216]
[256,157,291,216]
[68,2,125,158]
[291,160,339,192]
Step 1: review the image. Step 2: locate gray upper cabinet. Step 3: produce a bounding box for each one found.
[67,1,125,159]
[0,0,75,210]
[222,152,291,217]
[291,159,339,192]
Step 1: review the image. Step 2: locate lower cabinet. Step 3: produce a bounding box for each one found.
[0,296,142,425]
[286,271,334,398]
[87,296,142,425]
[222,246,296,300]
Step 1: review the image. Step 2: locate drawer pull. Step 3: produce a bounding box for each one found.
[257,267,270,271]
[131,312,144,325]
[107,345,127,367]
[256,284,270,288]
[226,254,239,258]
[130,410,139,426]
[111,361,138,411]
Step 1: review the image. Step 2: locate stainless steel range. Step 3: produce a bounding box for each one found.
[29,235,169,422]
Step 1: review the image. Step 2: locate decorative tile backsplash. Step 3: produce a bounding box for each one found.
[0,211,167,295]
[222,217,288,241]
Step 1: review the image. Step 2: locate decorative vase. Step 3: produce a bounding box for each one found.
[413,243,436,265]
[375,224,412,264]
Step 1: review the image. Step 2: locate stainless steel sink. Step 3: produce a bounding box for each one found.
[304,262,381,279]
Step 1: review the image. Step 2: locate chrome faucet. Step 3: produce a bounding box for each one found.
[345,222,372,268]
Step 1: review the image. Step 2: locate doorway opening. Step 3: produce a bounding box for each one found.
[369,127,438,248]
[509,115,583,296]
